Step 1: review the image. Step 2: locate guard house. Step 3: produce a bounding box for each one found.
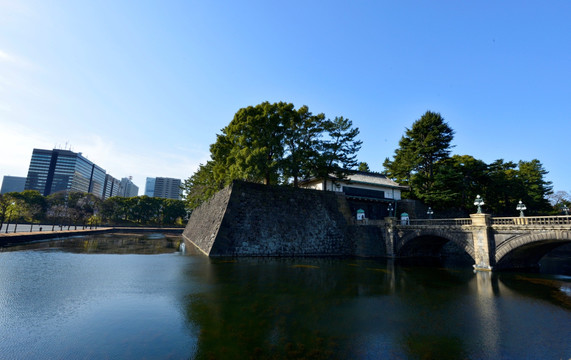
[300,171,409,220]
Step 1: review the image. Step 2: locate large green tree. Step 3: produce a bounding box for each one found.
[382,111,554,216]
[425,155,488,214]
[99,195,186,225]
[182,160,224,210]
[210,134,233,186]
[220,101,291,185]
[45,191,102,229]
[100,196,125,223]
[358,162,370,172]
[186,102,362,208]
[131,196,163,224]
[0,193,18,231]
[383,111,454,199]
[282,105,325,187]
[314,116,363,181]
[483,159,520,215]
[161,199,187,225]
[479,159,553,216]
[516,159,553,214]
[1,190,47,230]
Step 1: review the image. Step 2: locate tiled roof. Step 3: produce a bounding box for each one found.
[301,171,409,190]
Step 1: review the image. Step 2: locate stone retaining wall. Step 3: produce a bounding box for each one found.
[183,181,385,257]
[182,185,233,255]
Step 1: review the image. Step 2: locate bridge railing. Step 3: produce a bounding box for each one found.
[403,218,472,226]
[491,215,571,226]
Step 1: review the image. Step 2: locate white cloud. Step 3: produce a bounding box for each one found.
[0,121,54,177]
[0,49,13,62]
[0,48,35,70]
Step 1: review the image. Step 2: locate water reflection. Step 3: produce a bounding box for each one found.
[180,254,571,359]
[0,235,196,359]
[0,236,569,359]
[184,258,372,359]
[1,233,183,254]
[497,272,571,310]
[182,258,472,359]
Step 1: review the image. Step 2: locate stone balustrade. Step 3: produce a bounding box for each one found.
[396,215,571,227]
[391,213,571,271]
[401,218,472,226]
[491,215,571,226]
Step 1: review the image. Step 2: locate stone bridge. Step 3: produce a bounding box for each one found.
[183,181,570,272]
[384,214,571,271]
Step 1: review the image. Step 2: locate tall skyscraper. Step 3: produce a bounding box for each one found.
[145,177,156,197]
[24,148,107,198]
[149,177,182,200]
[103,174,121,199]
[118,177,139,197]
[1,176,26,194]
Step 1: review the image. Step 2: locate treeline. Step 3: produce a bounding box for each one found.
[383,111,555,216]
[183,104,559,216]
[183,101,362,209]
[0,190,187,231]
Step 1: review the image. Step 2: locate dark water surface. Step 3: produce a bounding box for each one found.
[0,234,569,359]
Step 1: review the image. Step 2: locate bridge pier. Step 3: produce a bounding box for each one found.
[470,213,494,271]
[384,217,397,257]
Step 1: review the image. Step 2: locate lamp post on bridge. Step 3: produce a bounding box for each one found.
[562,204,569,215]
[387,202,394,217]
[516,200,526,217]
[427,207,433,219]
[474,195,484,214]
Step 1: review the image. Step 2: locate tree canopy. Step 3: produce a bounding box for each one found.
[184,105,556,216]
[383,110,454,196]
[0,190,187,232]
[358,162,370,172]
[183,102,362,209]
[383,111,553,216]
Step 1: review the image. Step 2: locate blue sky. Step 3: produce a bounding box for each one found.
[1,1,570,197]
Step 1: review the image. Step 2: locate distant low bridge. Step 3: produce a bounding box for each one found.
[383,214,571,271]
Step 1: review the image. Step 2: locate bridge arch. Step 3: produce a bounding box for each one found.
[396,229,475,262]
[495,230,571,270]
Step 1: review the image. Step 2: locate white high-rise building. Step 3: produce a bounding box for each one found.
[118,177,139,197]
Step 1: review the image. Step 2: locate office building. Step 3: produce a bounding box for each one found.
[1,176,26,194]
[144,177,156,197]
[118,177,139,197]
[147,177,182,200]
[24,148,107,198]
[103,174,121,199]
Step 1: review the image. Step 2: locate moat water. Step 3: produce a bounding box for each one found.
[0,234,569,359]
